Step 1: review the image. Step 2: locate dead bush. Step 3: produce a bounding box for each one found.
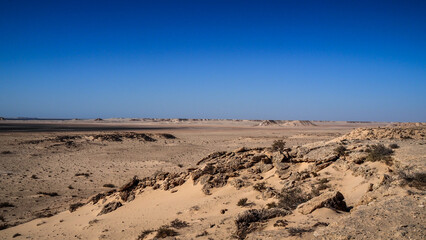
[365,144,394,165]
[287,227,313,236]
[271,140,286,152]
[170,218,188,229]
[235,208,289,239]
[399,169,426,191]
[155,226,178,238]
[334,146,347,157]
[277,187,311,210]
[137,230,154,240]
[103,183,116,188]
[266,202,277,209]
[253,182,267,192]
[237,198,249,207]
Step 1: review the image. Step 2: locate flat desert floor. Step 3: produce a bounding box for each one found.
[0,119,424,239]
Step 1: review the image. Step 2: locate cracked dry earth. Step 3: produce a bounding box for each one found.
[0,124,425,240]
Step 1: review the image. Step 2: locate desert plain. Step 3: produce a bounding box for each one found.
[0,119,424,239]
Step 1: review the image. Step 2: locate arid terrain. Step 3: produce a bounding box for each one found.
[0,119,424,239]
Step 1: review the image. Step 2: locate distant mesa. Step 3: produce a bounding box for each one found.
[94,118,103,121]
[282,120,317,127]
[170,118,189,123]
[386,122,426,128]
[258,120,279,126]
[257,120,317,127]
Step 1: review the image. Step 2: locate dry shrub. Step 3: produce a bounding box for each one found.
[271,140,286,152]
[137,230,154,240]
[235,208,289,239]
[365,144,394,165]
[399,169,426,191]
[266,202,277,209]
[237,198,249,207]
[155,226,178,238]
[287,227,313,236]
[170,218,188,229]
[278,187,312,210]
[334,146,347,156]
[253,182,267,192]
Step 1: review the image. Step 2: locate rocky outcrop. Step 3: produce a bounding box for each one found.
[297,191,349,214]
[98,201,122,216]
[339,126,426,140]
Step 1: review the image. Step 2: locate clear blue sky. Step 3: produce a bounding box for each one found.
[1,0,425,121]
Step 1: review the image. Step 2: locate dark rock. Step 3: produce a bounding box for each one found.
[98,201,122,216]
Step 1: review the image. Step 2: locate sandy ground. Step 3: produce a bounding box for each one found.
[3,119,424,240]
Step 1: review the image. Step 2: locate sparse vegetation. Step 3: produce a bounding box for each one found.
[253,182,267,192]
[137,230,154,240]
[1,150,12,154]
[273,219,288,227]
[399,169,426,191]
[155,226,178,238]
[365,144,394,165]
[266,202,277,209]
[237,198,249,207]
[31,174,38,179]
[190,205,200,211]
[334,145,347,157]
[277,187,312,210]
[271,140,286,152]
[316,178,330,191]
[234,208,289,239]
[287,227,313,236]
[170,218,188,229]
[103,183,116,188]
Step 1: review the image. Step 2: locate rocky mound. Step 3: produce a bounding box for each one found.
[282,120,317,127]
[340,126,426,140]
[257,120,279,126]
